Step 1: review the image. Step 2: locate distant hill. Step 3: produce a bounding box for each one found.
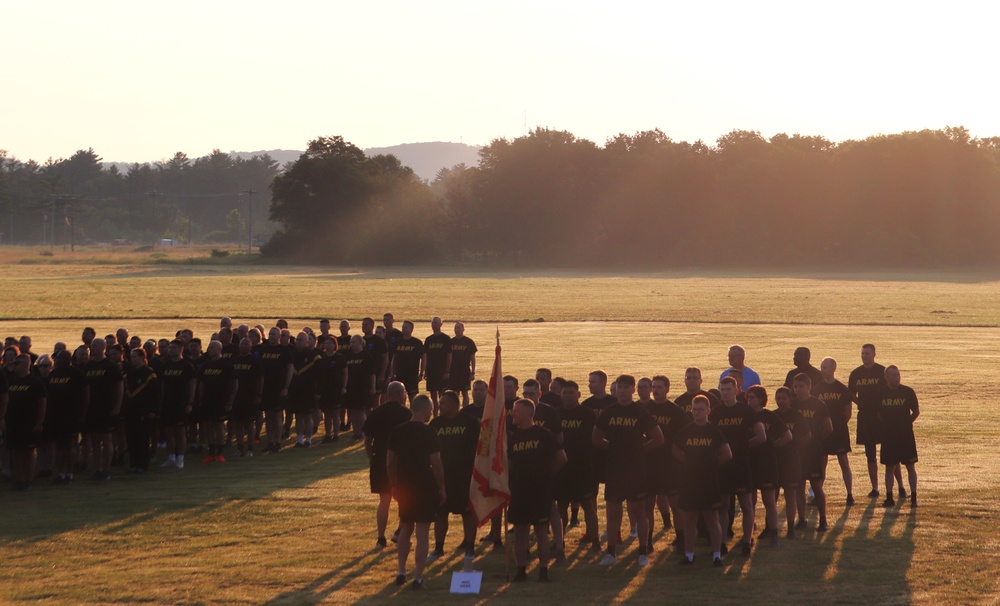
[363,142,481,181]
[106,142,481,182]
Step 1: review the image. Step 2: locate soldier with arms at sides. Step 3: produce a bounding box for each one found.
[877,365,920,508]
[673,395,731,567]
[593,374,664,567]
[447,322,477,407]
[387,394,446,590]
[813,357,855,505]
[428,390,480,559]
[363,381,412,551]
[423,317,452,416]
[508,399,567,582]
[711,376,766,555]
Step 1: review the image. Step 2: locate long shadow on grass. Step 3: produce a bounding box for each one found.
[261,551,383,606]
[832,499,916,603]
[333,531,620,604]
[0,440,371,544]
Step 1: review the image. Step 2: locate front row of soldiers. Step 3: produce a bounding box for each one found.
[373,365,919,588]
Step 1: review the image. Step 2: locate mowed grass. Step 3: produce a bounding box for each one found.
[0,262,999,604]
[4,258,1000,327]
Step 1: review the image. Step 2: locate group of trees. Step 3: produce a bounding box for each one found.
[262,137,443,263]
[5,125,1000,268]
[0,148,280,246]
[268,126,1000,268]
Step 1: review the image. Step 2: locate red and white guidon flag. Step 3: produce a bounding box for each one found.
[469,331,510,526]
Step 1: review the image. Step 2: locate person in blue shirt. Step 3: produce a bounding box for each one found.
[719,345,761,388]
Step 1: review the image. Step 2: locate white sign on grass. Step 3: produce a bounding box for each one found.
[450,571,482,594]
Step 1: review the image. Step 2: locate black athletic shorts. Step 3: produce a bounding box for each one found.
[343,393,371,410]
[370,458,391,494]
[288,396,317,415]
[230,398,258,423]
[261,391,285,413]
[800,444,827,482]
[593,451,608,485]
[6,431,39,451]
[396,484,438,524]
[679,471,722,512]
[440,477,471,515]
[880,428,918,466]
[825,424,852,455]
[864,443,879,463]
[554,462,598,502]
[604,462,648,502]
[646,456,678,496]
[508,496,551,526]
[855,410,883,446]
[399,377,419,396]
[318,397,342,412]
[201,400,229,423]
[778,450,802,490]
[448,373,472,391]
[6,414,39,450]
[42,420,77,442]
[161,401,188,427]
[719,456,754,496]
[776,452,802,490]
[187,400,202,425]
[750,452,779,491]
[84,413,117,435]
[425,375,447,392]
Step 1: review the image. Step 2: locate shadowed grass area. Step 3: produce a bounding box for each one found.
[0,436,938,605]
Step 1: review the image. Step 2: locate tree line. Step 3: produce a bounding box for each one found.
[0,148,280,246]
[5,125,1000,268]
[266,127,1000,268]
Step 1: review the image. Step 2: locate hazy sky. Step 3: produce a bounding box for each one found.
[3,1,998,163]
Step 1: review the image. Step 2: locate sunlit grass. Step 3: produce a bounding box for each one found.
[3,260,1000,327]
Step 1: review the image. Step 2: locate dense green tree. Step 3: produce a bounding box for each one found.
[472,128,602,263]
[263,136,445,263]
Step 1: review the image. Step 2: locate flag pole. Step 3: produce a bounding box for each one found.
[496,326,512,581]
[504,505,511,581]
[498,326,510,581]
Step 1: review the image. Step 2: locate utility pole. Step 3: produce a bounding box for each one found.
[244,188,255,255]
[148,190,158,247]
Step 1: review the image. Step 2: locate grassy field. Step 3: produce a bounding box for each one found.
[0,253,998,604]
[5,255,1000,327]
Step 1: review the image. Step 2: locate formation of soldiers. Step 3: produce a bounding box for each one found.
[0,314,475,490]
[368,344,920,589]
[0,320,920,590]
